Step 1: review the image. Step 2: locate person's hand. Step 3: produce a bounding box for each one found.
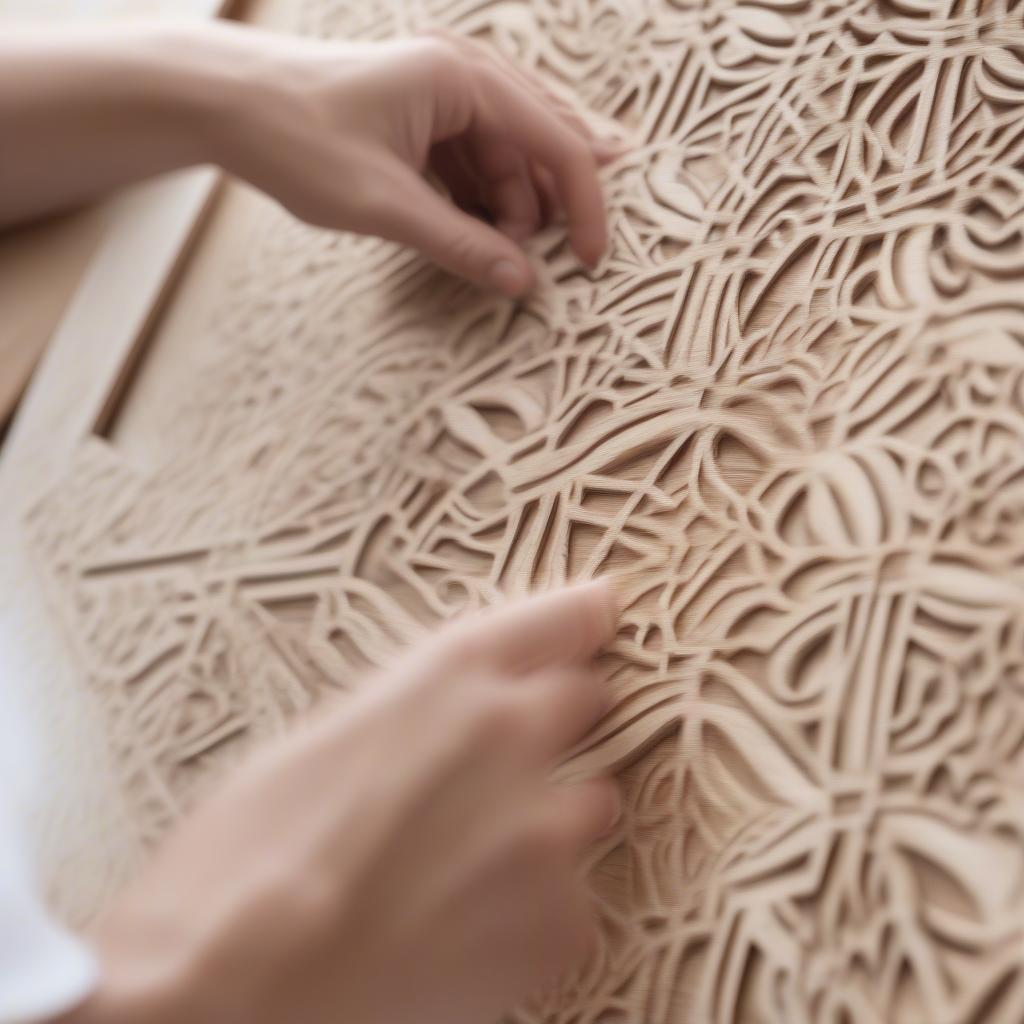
[207,26,619,297]
[62,580,620,1024]
[1,23,620,280]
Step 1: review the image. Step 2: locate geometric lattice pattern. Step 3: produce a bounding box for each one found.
[31,1,1024,1019]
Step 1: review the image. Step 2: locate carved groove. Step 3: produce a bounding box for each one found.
[28,0,1024,1021]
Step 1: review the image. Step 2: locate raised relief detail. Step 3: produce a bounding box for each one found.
[30,1,1024,1021]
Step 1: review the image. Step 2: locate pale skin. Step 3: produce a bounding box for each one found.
[63,581,621,1024]
[2,19,624,1024]
[1,20,622,295]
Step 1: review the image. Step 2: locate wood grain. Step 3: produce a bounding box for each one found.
[16,0,1024,1019]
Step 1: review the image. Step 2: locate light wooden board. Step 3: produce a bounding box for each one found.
[7,0,1024,1019]
[0,207,112,428]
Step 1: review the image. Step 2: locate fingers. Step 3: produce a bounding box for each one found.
[522,664,610,760]
[530,161,561,225]
[434,140,554,237]
[407,33,619,284]
[432,28,615,158]
[470,69,607,266]
[547,777,622,850]
[442,579,618,674]
[374,163,535,297]
[471,138,542,243]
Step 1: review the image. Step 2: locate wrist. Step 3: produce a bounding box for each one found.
[40,22,284,174]
[0,22,246,225]
[117,23,253,170]
[136,22,303,184]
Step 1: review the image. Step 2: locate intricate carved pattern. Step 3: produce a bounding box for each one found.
[30,0,1024,1020]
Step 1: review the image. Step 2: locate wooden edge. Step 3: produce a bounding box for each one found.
[0,0,244,501]
[90,176,223,440]
[0,167,220,501]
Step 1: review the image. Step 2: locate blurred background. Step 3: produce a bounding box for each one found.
[0,1,198,21]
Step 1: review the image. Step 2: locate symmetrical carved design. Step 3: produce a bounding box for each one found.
[30,0,1024,1020]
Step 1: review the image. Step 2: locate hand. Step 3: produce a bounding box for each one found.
[1,24,618,287]
[211,27,619,296]
[63,580,620,1024]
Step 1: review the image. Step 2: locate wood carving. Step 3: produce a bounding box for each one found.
[28,0,1024,1020]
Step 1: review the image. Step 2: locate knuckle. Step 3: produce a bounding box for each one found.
[411,34,465,81]
[559,666,602,711]
[476,65,518,112]
[438,615,489,667]
[472,690,530,746]
[342,163,399,231]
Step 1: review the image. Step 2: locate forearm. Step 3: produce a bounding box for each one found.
[0,23,254,228]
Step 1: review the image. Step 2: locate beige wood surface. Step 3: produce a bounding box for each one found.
[0,208,111,428]
[6,0,1024,1020]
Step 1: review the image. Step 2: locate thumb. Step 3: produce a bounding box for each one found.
[376,167,535,298]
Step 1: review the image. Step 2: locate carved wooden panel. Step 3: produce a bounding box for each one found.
[28,0,1024,1020]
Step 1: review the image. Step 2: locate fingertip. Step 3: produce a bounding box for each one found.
[571,222,607,270]
[577,577,619,647]
[592,137,631,164]
[490,256,535,298]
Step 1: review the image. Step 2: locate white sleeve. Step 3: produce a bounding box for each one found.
[0,690,97,1024]
[0,822,97,1024]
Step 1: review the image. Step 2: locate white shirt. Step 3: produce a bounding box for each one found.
[0,674,97,1023]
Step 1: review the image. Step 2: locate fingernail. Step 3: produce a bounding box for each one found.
[578,235,606,270]
[491,259,529,297]
[497,219,536,245]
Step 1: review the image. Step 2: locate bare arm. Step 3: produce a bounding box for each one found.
[0,21,617,295]
[0,25,229,226]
